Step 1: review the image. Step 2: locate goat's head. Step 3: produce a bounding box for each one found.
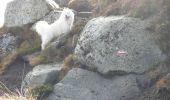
[60,8,75,21]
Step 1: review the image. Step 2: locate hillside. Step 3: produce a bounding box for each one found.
[0,0,170,100]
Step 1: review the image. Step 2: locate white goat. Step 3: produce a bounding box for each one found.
[35,8,75,50]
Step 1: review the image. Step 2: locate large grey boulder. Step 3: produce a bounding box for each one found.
[48,68,140,100]
[0,33,18,55]
[75,16,166,75]
[5,0,50,27]
[21,63,62,91]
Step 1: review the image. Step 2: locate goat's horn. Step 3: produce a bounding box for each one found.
[46,0,60,9]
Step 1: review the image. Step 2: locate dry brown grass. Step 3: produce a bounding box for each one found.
[156,77,167,89]
[0,93,35,100]
[62,54,75,70]
[59,54,75,80]
[27,54,46,66]
[0,81,35,100]
[155,74,170,100]
[88,0,98,7]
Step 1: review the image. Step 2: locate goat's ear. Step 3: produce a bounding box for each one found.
[71,9,77,15]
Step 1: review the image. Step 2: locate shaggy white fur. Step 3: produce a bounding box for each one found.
[35,8,75,50]
[0,0,14,28]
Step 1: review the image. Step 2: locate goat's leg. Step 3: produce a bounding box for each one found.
[41,37,51,50]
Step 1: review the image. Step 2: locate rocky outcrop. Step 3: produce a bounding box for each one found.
[0,0,169,100]
[75,16,166,75]
[0,33,18,55]
[48,68,140,100]
[5,0,50,27]
[21,63,62,91]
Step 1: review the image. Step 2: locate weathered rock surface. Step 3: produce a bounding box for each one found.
[5,0,50,27]
[21,63,62,91]
[75,16,166,75]
[48,68,140,100]
[59,0,70,6]
[68,0,93,12]
[0,33,18,55]
[54,0,60,4]
[41,11,60,24]
[93,0,164,19]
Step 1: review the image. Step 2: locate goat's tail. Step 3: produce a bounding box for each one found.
[35,21,49,36]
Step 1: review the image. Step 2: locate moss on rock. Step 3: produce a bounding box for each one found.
[28,84,54,100]
[18,37,41,56]
[27,54,46,66]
